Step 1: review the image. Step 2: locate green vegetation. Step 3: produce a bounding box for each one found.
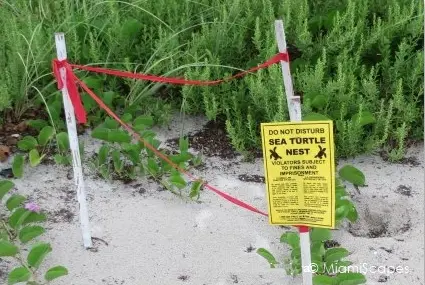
[88,115,203,196]
[1,2,421,284]
[0,0,423,160]
[257,164,366,284]
[0,180,68,284]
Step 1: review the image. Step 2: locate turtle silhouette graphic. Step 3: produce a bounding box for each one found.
[314,145,327,159]
[269,147,282,160]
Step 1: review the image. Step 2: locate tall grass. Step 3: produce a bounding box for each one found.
[0,0,423,159]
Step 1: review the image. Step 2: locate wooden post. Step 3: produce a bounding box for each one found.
[274,20,313,285]
[54,33,92,248]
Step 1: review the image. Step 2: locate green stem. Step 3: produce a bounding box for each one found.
[2,221,38,281]
[2,220,14,239]
[15,253,35,279]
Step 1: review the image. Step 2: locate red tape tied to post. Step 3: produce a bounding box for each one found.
[52,59,87,124]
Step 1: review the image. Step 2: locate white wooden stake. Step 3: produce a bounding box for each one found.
[55,33,92,248]
[274,20,313,285]
[274,20,302,123]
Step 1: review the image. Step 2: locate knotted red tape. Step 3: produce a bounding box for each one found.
[52,59,87,124]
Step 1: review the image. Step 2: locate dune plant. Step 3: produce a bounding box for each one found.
[257,164,366,285]
[11,124,80,178]
[89,115,203,197]
[1,0,422,161]
[0,180,68,285]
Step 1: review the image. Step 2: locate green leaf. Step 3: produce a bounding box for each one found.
[256,248,279,268]
[17,136,38,151]
[6,195,26,211]
[9,208,31,229]
[324,248,349,263]
[12,155,25,178]
[280,232,300,248]
[121,113,133,123]
[303,113,330,121]
[38,126,54,146]
[335,260,353,268]
[47,99,62,122]
[313,275,337,285]
[145,137,161,156]
[27,119,48,131]
[291,247,301,260]
[19,226,45,243]
[169,174,186,189]
[351,111,376,127]
[146,158,159,176]
[335,121,345,133]
[56,132,69,152]
[82,92,96,111]
[104,117,119,129]
[133,124,147,132]
[29,149,44,167]
[44,266,68,281]
[27,242,52,269]
[338,165,365,186]
[0,240,18,256]
[179,137,189,153]
[311,241,326,256]
[337,273,367,285]
[311,255,325,273]
[161,158,173,172]
[140,130,156,139]
[122,144,141,164]
[189,180,202,199]
[97,145,110,165]
[0,180,14,200]
[99,165,110,179]
[82,76,103,91]
[336,205,350,222]
[311,95,327,109]
[8,267,31,284]
[91,128,131,143]
[133,115,154,128]
[22,212,47,225]
[310,228,331,242]
[111,150,123,172]
[347,205,358,222]
[335,186,348,200]
[53,154,70,165]
[101,91,116,107]
[170,153,192,164]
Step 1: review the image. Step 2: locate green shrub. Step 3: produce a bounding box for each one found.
[0,0,423,159]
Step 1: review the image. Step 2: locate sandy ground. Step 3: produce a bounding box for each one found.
[1,114,424,285]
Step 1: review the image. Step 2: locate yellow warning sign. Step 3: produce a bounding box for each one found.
[260,121,335,228]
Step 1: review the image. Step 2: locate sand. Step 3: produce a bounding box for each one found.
[0,114,423,285]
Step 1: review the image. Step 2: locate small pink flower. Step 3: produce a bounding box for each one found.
[24,202,40,213]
